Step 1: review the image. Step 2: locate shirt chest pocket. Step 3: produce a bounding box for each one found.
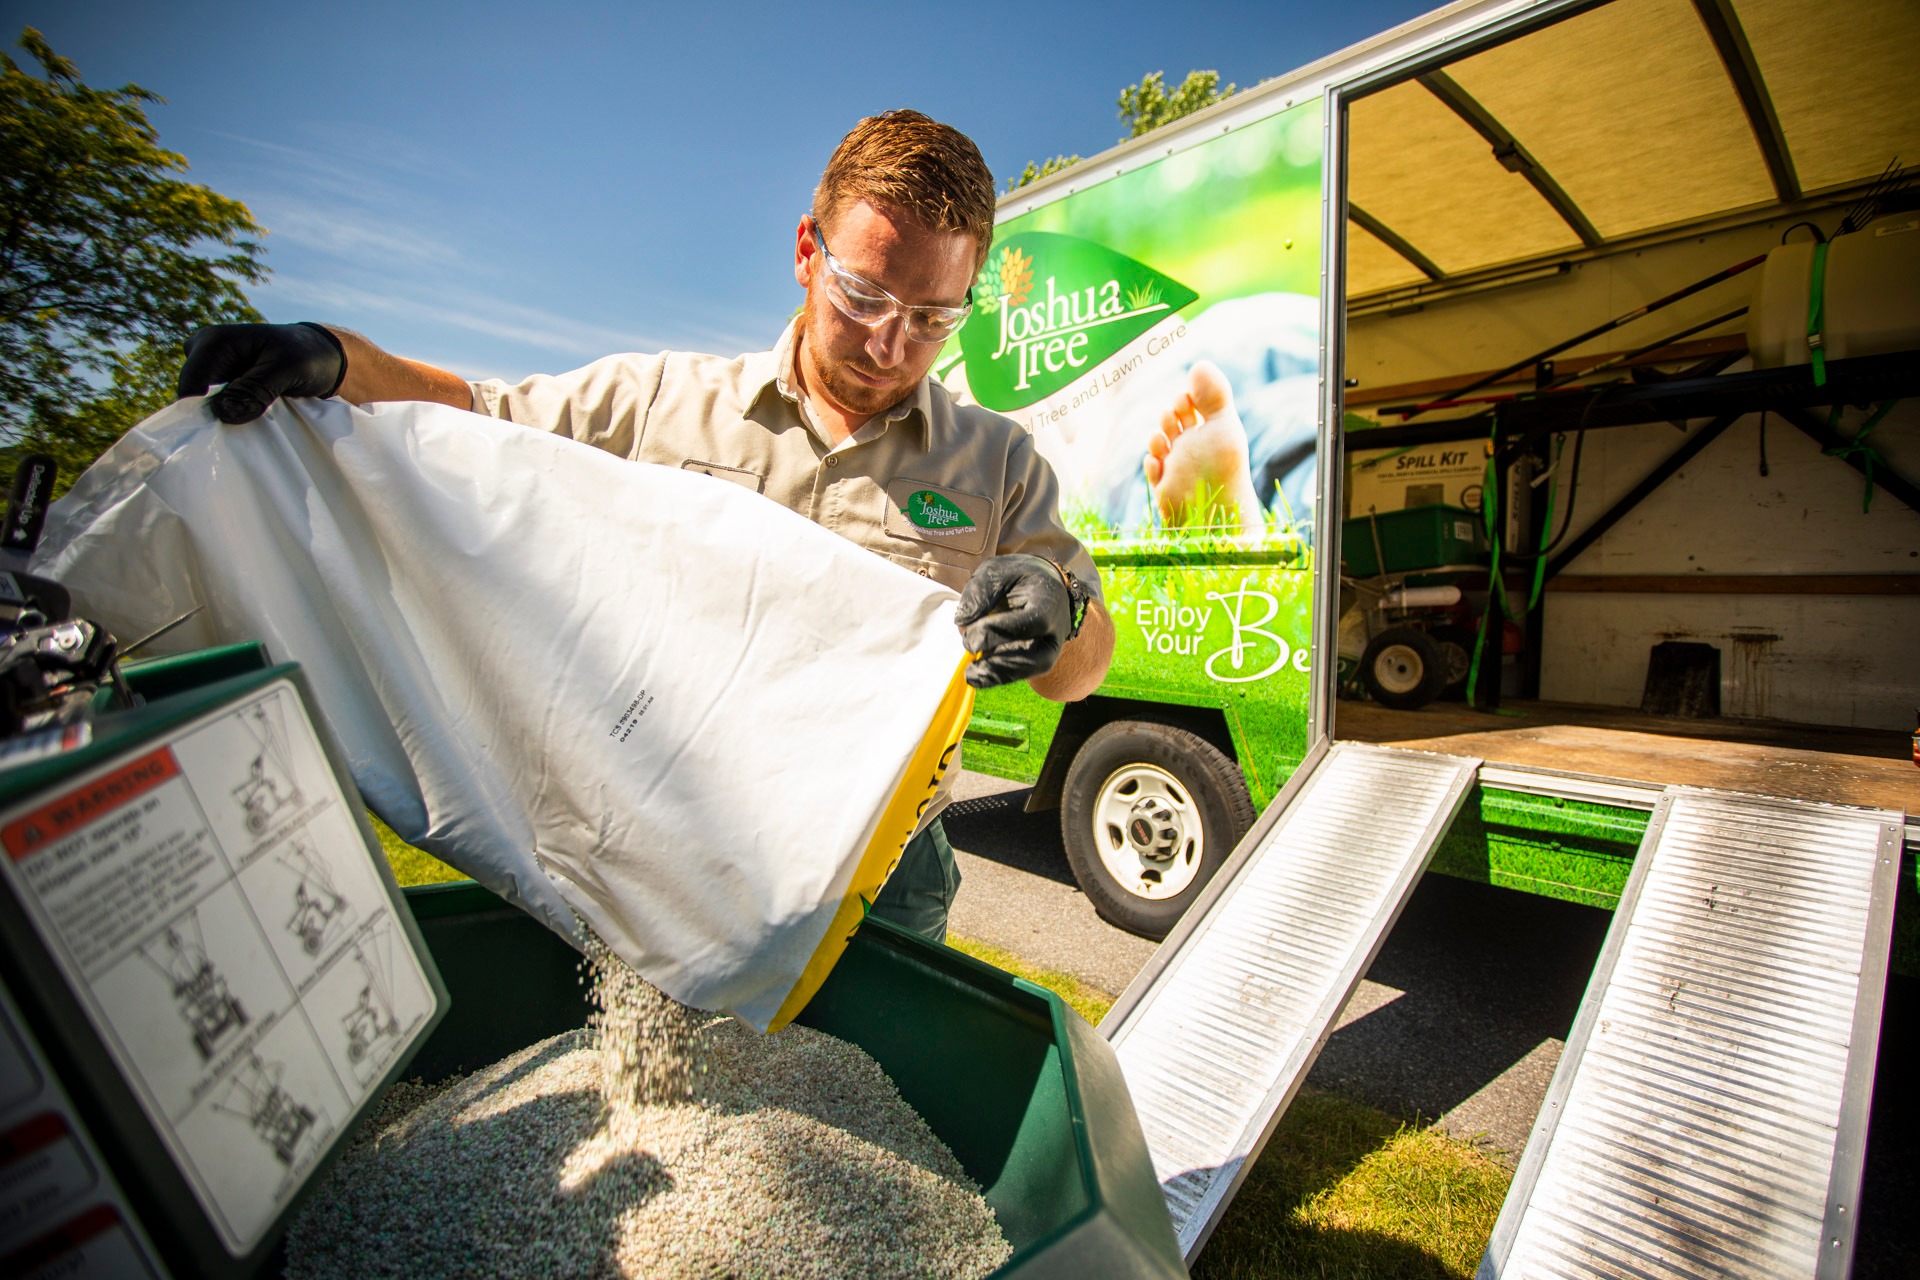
[881,478,994,558]
[682,459,766,493]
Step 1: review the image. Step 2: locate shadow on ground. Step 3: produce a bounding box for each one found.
[1306,875,1609,1142]
[941,786,1078,888]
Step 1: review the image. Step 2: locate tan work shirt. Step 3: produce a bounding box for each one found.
[468,320,1102,601]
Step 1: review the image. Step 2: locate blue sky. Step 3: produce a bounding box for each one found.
[10,0,1434,380]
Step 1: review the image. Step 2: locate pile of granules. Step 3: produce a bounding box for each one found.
[284,940,1011,1280]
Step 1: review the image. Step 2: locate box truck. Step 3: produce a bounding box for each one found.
[940,0,1916,945]
[941,0,1915,1267]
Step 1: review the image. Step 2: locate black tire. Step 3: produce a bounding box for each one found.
[1059,720,1255,940]
[1428,624,1479,700]
[1360,625,1445,710]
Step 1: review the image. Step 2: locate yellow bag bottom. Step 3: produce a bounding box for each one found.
[768,655,975,1031]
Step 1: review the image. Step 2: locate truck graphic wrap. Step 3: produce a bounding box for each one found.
[947,99,1325,840]
[1099,559,1315,806]
[943,99,1325,562]
[961,232,1199,409]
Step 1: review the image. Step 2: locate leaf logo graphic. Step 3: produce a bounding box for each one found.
[957,232,1197,411]
[905,491,975,530]
[975,246,1034,315]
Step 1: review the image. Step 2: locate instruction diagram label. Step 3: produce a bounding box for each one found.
[0,681,438,1256]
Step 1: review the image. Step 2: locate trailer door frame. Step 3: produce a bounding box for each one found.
[1308,0,1612,744]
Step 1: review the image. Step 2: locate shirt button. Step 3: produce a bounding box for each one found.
[824,455,839,468]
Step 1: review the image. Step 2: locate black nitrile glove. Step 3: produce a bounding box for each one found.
[955,554,1075,690]
[176,322,348,424]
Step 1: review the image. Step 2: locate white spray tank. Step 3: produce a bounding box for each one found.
[1747,212,1920,368]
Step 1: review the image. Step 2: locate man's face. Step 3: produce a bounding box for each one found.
[794,199,978,422]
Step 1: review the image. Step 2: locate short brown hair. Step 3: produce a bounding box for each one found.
[813,110,997,269]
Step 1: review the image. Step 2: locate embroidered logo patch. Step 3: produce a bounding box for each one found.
[903,490,976,531]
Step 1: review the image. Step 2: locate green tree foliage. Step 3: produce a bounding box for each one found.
[1,28,265,492]
[1007,69,1239,192]
[19,338,179,488]
[1006,153,1084,195]
[1117,69,1236,139]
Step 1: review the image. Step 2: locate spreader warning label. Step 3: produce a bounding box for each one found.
[0,681,439,1256]
[3,749,178,858]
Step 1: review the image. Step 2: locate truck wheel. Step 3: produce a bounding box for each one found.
[1060,721,1255,941]
[1360,625,1445,709]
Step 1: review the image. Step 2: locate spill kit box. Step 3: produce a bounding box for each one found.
[1346,441,1488,516]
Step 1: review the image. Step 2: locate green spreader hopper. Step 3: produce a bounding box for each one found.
[0,648,1187,1280]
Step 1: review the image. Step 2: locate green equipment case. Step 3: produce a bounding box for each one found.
[1341,504,1491,577]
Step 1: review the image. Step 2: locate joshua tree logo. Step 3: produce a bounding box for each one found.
[960,231,1197,411]
[973,246,1034,315]
[904,491,975,531]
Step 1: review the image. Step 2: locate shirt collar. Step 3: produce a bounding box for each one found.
[753,319,934,450]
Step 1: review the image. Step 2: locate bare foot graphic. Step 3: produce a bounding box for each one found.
[1143,360,1265,542]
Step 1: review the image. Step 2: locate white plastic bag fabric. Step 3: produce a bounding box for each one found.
[35,397,974,1031]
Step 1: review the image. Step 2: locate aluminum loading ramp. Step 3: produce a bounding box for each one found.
[1104,741,1481,1260]
[1481,787,1905,1280]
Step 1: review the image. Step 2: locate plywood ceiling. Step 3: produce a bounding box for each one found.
[1346,0,1917,297]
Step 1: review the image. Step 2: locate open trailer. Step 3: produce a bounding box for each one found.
[953,0,1914,1272]
[950,0,1916,952]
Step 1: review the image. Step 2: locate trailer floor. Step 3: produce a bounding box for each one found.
[1335,698,1918,813]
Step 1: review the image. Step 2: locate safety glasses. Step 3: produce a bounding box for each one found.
[811,221,972,343]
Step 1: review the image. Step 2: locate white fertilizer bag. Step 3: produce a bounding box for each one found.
[34,397,974,1031]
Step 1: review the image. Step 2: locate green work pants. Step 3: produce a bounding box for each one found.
[869,817,959,944]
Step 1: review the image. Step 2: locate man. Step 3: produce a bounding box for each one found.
[175,110,1115,943]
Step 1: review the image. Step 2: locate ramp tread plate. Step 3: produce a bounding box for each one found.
[1110,742,1479,1257]
[1484,788,1902,1280]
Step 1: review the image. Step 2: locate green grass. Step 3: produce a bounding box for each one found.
[368,816,467,888]
[1194,1087,1511,1279]
[942,934,1509,1278]
[945,933,1117,1026]
[1063,496,1312,562]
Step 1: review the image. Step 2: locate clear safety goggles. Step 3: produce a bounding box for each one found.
[811,221,972,343]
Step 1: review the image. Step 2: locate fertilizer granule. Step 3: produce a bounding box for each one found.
[284,941,1011,1279]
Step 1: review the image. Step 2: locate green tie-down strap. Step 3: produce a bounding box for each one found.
[1528,433,1562,614]
[1824,399,1900,513]
[1467,432,1563,709]
[1806,240,1831,387]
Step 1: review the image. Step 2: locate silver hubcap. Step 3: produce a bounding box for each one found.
[1091,764,1204,900]
[1373,643,1427,695]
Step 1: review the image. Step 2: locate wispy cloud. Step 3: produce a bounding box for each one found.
[202,127,476,194]
[257,199,462,269]
[300,120,483,186]
[201,123,774,369]
[265,274,683,363]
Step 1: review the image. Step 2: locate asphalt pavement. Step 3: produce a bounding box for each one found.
[940,769,1916,1275]
[942,768,1602,1164]
[944,771,1157,997]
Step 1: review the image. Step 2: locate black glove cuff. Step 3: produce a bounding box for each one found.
[296,322,350,398]
[1047,559,1092,642]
